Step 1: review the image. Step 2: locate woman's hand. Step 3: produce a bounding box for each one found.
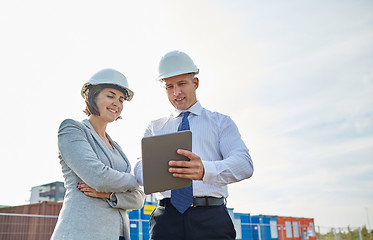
[77,181,111,199]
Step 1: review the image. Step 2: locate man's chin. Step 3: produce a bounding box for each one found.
[172,103,185,110]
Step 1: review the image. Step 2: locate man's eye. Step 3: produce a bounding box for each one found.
[166,85,173,89]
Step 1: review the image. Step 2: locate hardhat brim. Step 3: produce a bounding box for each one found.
[157,69,199,81]
[81,82,134,101]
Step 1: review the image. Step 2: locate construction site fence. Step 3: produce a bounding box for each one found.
[0,213,58,240]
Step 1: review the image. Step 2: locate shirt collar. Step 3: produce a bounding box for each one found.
[172,100,203,118]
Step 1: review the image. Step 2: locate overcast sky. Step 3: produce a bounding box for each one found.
[0,0,372,231]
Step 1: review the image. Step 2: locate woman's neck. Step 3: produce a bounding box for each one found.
[88,116,107,138]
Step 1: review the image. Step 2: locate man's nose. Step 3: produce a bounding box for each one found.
[173,86,181,95]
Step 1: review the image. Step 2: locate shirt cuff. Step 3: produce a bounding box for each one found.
[134,161,144,186]
[201,160,217,184]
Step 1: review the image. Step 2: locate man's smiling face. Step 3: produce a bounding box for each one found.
[164,73,199,110]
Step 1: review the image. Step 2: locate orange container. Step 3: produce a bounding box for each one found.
[277,216,294,240]
[300,217,316,240]
[291,217,301,240]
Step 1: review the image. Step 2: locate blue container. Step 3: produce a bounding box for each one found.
[129,201,156,240]
[234,212,252,240]
[128,208,140,219]
[129,219,140,240]
[251,215,279,240]
[142,219,150,240]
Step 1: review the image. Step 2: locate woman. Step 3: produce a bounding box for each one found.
[52,68,145,240]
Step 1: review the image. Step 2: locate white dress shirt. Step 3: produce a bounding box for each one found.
[134,101,253,199]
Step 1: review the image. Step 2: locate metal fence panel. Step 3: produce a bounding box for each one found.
[0,213,58,240]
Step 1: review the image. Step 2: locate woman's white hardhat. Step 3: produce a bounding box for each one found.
[157,50,199,81]
[81,68,134,101]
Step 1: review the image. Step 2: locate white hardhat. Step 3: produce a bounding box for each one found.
[157,50,199,81]
[81,68,134,101]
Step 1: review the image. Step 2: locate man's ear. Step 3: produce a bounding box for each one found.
[193,77,199,89]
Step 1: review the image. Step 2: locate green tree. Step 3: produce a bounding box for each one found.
[361,226,373,240]
[319,225,373,240]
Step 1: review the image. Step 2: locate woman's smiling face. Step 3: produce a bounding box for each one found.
[94,88,125,122]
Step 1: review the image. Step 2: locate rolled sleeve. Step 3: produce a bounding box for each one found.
[106,189,145,210]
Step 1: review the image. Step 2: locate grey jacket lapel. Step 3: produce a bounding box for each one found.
[107,134,131,173]
[81,119,130,172]
[81,119,115,168]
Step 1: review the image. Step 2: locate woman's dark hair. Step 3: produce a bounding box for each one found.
[83,84,127,117]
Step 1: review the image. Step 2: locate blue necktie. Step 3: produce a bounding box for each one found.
[171,111,193,213]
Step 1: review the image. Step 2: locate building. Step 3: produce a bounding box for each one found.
[29,181,65,203]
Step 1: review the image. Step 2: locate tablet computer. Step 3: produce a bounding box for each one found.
[141,131,192,195]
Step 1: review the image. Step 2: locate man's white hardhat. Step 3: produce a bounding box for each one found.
[81,68,134,101]
[157,50,199,81]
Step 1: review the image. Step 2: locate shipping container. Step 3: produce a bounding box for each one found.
[300,217,316,240]
[291,217,301,240]
[277,216,294,240]
[234,212,252,240]
[128,201,156,240]
[251,215,279,240]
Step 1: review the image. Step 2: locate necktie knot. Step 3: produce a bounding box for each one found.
[180,111,190,118]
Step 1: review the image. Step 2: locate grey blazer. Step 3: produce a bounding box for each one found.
[51,119,145,240]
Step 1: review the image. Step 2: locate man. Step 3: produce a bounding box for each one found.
[134,50,254,240]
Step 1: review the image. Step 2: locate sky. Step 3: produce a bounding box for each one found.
[0,0,372,232]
